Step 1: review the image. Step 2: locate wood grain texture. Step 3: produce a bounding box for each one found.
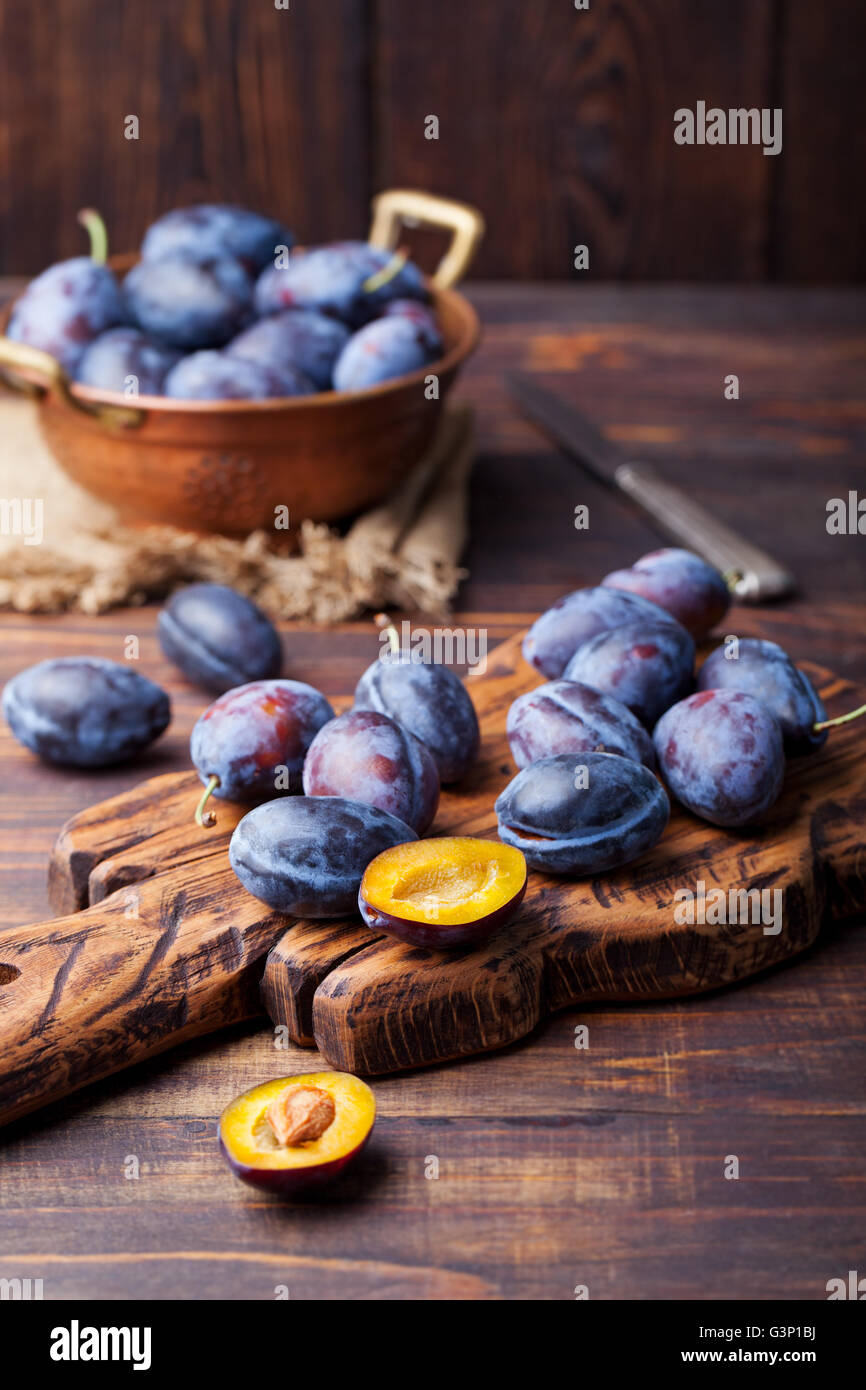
[0,847,287,1128]
[376,0,775,279]
[773,0,866,280]
[0,5,863,280]
[456,284,866,617]
[0,0,371,275]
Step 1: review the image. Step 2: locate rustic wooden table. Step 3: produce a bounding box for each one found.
[1,284,864,1300]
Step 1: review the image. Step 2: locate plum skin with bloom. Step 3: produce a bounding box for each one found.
[157,583,282,694]
[141,204,295,275]
[227,309,350,391]
[563,617,696,727]
[303,708,440,833]
[522,586,679,680]
[229,795,417,917]
[495,752,670,876]
[382,298,443,353]
[254,241,427,326]
[124,254,254,350]
[653,689,785,827]
[75,327,180,394]
[353,652,480,783]
[332,315,437,391]
[602,548,730,639]
[191,679,335,801]
[164,351,313,400]
[2,657,170,767]
[507,679,657,770]
[7,258,126,374]
[696,638,827,756]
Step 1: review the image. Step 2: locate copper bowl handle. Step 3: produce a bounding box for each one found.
[368,189,485,288]
[0,337,144,429]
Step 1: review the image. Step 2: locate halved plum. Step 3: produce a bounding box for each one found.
[359,836,527,949]
[218,1072,375,1194]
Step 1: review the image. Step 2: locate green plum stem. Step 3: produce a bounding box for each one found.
[363,246,409,294]
[813,703,866,732]
[375,611,401,656]
[77,208,109,265]
[722,568,744,594]
[195,774,220,828]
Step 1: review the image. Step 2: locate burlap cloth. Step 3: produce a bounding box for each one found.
[0,399,474,619]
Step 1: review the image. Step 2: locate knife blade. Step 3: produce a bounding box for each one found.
[507,372,796,602]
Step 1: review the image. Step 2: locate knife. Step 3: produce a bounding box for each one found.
[508,372,795,602]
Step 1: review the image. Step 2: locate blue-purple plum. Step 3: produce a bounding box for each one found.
[602,548,731,639]
[353,653,479,783]
[332,316,436,391]
[2,657,169,767]
[75,327,179,394]
[696,638,827,756]
[496,752,669,876]
[254,241,426,327]
[191,679,335,802]
[523,586,678,680]
[507,679,656,770]
[141,204,294,275]
[229,795,417,917]
[164,350,313,400]
[563,618,695,726]
[303,708,439,833]
[653,689,785,827]
[158,583,282,693]
[124,255,253,349]
[382,299,443,353]
[227,310,349,392]
[7,259,125,375]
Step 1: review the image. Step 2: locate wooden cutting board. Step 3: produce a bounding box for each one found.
[1,633,863,1125]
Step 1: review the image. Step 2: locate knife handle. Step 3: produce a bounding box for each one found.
[614,463,796,603]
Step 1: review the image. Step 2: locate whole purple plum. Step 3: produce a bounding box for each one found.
[507,679,656,770]
[496,752,669,876]
[563,618,695,726]
[158,583,282,694]
[303,709,439,833]
[382,299,443,353]
[602,548,730,639]
[124,254,253,349]
[7,258,125,375]
[229,795,417,917]
[141,204,295,275]
[653,689,785,827]
[696,638,827,756]
[254,241,426,327]
[227,310,349,391]
[191,679,335,805]
[332,316,436,392]
[353,653,479,783]
[75,327,179,395]
[164,351,313,400]
[523,586,678,681]
[2,657,169,767]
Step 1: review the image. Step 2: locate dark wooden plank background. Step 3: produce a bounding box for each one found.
[0,282,863,1299]
[0,0,863,279]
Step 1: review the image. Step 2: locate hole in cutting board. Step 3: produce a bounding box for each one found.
[0,963,21,986]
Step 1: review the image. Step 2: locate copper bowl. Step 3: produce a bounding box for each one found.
[0,190,484,536]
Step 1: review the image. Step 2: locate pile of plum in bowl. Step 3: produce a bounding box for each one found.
[0,189,483,534]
